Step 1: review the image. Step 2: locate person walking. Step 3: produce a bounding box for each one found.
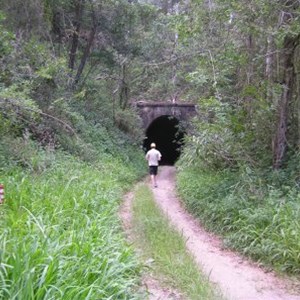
[145,142,162,188]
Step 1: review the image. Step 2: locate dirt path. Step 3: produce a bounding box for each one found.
[121,166,300,300]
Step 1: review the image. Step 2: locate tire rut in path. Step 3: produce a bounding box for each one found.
[120,184,183,300]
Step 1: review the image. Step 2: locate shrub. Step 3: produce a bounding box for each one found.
[0,146,146,299]
[176,165,300,274]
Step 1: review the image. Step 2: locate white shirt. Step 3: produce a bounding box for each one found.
[146,148,162,166]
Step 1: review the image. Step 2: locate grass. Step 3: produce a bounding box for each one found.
[132,184,220,300]
[0,151,146,299]
[176,166,300,275]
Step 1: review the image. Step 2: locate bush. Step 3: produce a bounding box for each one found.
[0,144,146,299]
[176,165,300,274]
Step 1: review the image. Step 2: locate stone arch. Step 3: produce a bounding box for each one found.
[135,102,196,165]
[136,102,197,129]
[143,115,185,165]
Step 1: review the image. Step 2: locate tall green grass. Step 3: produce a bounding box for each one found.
[176,166,300,275]
[132,184,220,300]
[0,150,146,299]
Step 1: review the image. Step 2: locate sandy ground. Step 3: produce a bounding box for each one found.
[120,166,300,300]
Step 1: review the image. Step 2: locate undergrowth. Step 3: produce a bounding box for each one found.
[0,138,147,299]
[176,165,300,275]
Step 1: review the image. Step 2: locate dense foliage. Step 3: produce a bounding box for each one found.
[0,146,146,298]
[0,1,149,298]
[174,0,300,276]
[176,0,300,169]
[1,0,300,293]
[1,0,300,167]
[176,165,300,274]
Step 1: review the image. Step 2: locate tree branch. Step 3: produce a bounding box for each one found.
[0,98,78,138]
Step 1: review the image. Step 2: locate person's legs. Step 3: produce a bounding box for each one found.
[153,167,158,187]
[154,175,157,187]
[150,174,156,187]
[149,166,158,187]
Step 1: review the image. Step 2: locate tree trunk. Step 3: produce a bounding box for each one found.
[273,36,299,169]
[51,8,64,55]
[295,45,300,146]
[68,0,85,70]
[246,34,254,85]
[73,0,97,85]
[119,64,129,110]
[74,26,96,85]
[266,34,275,103]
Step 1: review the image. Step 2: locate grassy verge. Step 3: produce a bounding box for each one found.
[176,166,300,275]
[132,184,219,300]
[0,150,146,299]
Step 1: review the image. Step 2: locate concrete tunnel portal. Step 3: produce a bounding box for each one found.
[143,115,185,165]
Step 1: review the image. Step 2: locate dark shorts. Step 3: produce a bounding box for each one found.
[149,165,158,175]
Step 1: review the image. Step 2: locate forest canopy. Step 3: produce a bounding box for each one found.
[1,1,300,297]
[1,0,300,170]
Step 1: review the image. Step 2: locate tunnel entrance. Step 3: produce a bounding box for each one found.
[143,115,185,165]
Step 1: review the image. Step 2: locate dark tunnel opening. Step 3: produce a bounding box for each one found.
[143,115,185,165]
